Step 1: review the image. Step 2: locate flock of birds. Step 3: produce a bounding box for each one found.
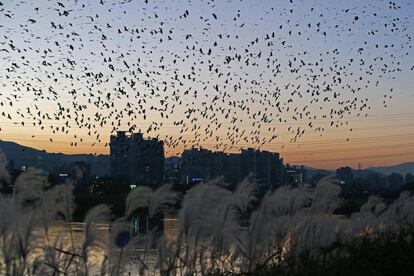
[0,0,412,153]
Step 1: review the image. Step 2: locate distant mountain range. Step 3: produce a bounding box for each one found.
[303,163,414,177]
[0,140,109,176]
[368,162,414,176]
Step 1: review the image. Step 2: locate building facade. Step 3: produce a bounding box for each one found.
[110,131,164,185]
[239,148,284,189]
[180,148,214,185]
[180,147,284,188]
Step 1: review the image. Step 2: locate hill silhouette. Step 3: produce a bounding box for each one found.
[369,162,414,176]
[0,140,108,176]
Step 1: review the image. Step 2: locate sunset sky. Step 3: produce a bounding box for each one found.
[0,0,413,169]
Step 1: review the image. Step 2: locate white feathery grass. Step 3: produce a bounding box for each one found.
[82,204,111,257]
[14,168,50,209]
[125,184,179,218]
[292,213,339,257]
[149,184,179,217]
[0,150,10,187]
[106,218,130,276]
[232,178,256,213]
[2,159,414,274]
[179,181,234,237]
[311,175,342,214]
[125,186,153,218]
[0,196,14,232]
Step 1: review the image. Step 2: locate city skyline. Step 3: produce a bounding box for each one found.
[1,125,414,171]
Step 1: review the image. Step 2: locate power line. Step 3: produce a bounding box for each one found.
[2,132,414,149]
[289,151,414,164]
[193,133,414,146]
[3,141,414,157]
[1,112,414,127]
[280,142,414,156]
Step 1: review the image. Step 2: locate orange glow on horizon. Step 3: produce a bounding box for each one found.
[1,108,414,170]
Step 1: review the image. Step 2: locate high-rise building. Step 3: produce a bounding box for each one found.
[180,148,214,185]
[110,131,164,185]
[239,148,284,189]
[180,147,284,188]
[165,156,181,185]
